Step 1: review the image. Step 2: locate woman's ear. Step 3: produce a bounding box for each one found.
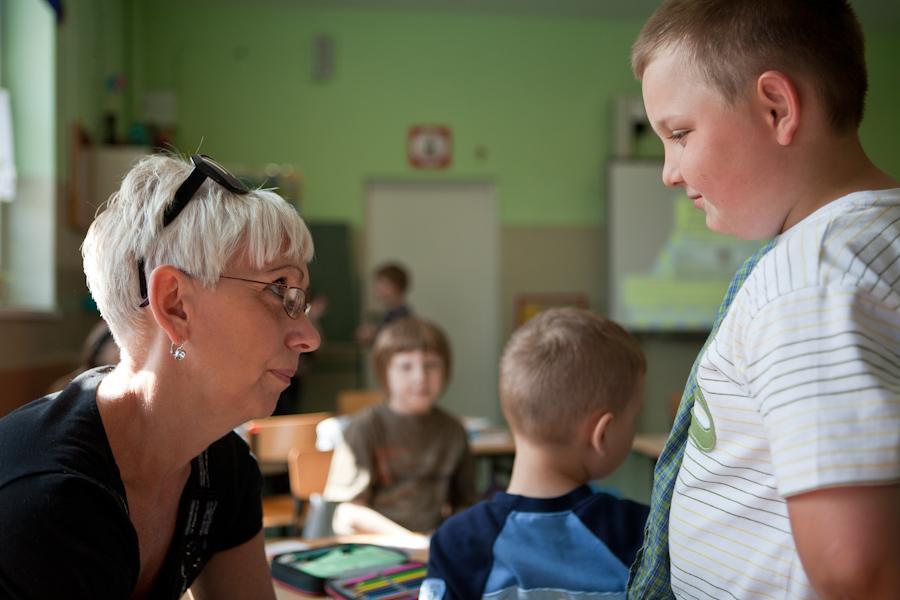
[756,70,801,146]
[589,411,615,458]
[147,265,193,346]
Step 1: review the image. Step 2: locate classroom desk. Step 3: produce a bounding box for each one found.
[632,433,667,460]
[255,430,667,506]
[470,430,667,460]
[267,533,430,600]
[258,429,665,474]
[470,430,667,495]
[469,429,515,456]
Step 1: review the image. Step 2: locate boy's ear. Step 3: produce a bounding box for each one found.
[588,411,615,457]
[147,265,193,347]
[756,70,801,146]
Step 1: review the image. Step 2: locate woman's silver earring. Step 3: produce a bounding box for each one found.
[170,342,187,361]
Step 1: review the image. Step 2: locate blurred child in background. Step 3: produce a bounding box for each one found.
[355,262,412,346]
[326,317,476,534]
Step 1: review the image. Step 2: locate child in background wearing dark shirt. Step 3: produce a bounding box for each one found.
[423,308,649,600]
[355,262,412,346]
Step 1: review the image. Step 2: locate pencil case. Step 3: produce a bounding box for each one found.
[271,544,410,595]
[325,561,427,599]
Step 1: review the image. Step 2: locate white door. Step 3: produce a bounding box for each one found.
[365,181,500,423]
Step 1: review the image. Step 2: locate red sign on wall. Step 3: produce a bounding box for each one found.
[407,125,452,169]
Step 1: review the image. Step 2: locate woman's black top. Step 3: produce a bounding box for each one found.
[0,367,263,599]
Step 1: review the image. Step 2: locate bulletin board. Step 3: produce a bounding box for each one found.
[514,292,589,327]
[607,159,761,332]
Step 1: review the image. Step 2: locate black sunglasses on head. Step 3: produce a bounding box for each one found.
[138,154,250,307]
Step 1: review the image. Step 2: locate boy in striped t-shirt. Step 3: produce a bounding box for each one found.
[629,1,900,598]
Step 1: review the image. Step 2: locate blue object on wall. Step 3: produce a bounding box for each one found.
[45,0,64,22]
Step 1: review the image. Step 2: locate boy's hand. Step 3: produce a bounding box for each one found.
[787,483,900,599]
[332,501,416,536]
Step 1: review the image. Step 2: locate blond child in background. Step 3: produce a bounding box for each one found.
[423,308,649,599]
[325,317,476,535]
[629,1,900,598]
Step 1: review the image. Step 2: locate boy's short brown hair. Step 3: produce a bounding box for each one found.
[372,317,451,390]
[375,262,410,294]
[500,308,645,445]
[632,0,867,132]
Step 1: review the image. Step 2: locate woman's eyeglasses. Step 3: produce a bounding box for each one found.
[219,275,311,320]
[138,154,250,307]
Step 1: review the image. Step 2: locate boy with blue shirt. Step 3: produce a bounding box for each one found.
[423,308,649,599]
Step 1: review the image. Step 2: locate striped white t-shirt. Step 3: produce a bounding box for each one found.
[669,188,900,599]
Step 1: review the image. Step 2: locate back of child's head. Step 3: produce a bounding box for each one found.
[372,316,451,390]
[375,262,411,295]
[500,308,646,445]
[632,0,867,133]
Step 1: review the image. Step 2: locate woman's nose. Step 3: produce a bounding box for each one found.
[287,315,321,353]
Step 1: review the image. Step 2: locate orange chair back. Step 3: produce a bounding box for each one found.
[336,389,383,415]
[246,412,332,464]
[288,448,334,500]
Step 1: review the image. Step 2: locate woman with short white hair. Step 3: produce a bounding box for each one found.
[0,154,320,599]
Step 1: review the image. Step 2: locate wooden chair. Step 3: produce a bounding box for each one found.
[288,447,334,501]
[245,412,332,531]
[336,389,383,415]
[247,412,331,464]
[287,447,335,537]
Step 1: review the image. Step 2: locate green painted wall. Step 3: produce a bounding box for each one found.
[133,1,645,226]
[131,2,900,228]
[56,0,131,177]
[861,31,900,178]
